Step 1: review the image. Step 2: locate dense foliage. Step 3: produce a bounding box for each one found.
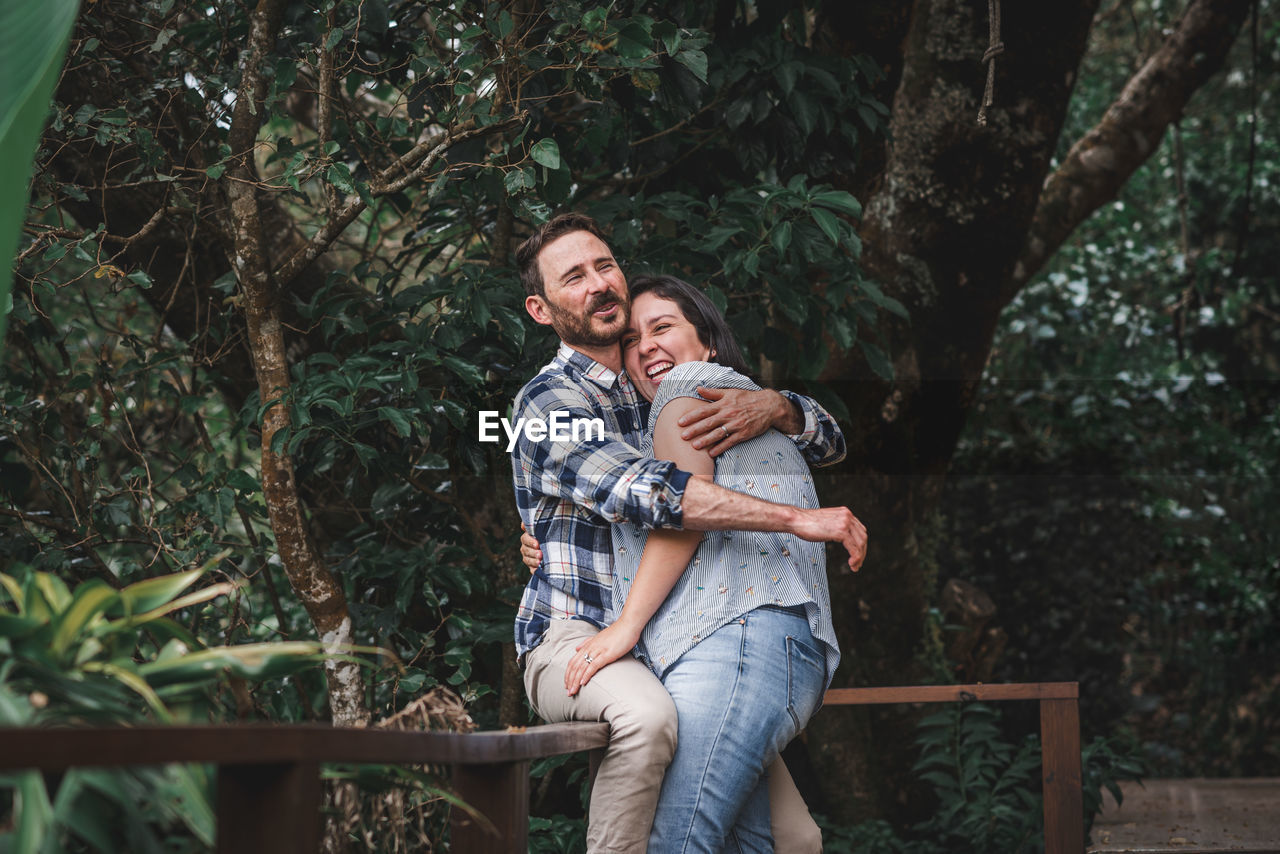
[2,0,1275,849]
[939,0,1280,777]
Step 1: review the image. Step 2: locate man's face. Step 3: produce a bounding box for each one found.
[527,230,629,348]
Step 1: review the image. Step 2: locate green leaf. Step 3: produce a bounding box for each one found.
[0,0,79,349]
[614,21,653,61]
[0,573,23,610]
[829,314,855,350]
[0,613,42,640]
[325,162,356,195]
[810,206,842,245]
[32,573,71,614]
[415,453,449,471]
[51,580,118,658]
[530,138,561,170]
[117,568,205,616]
[811,190,862,218]
[674,48,708,83]
[13,770,54,854]
[770,220,792,256]
[860,340,894,381]
[442,355,485,385]
[81,660,173,722]
[788,90,817,136]
[379,406,412,438]
[138,641,344,687]
[774,61,801,96]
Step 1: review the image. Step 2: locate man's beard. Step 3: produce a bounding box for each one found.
[544,290,628,348]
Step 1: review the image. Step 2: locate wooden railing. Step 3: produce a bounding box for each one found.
[0,682,1081,852]
[0,721,608,853]
[821,682,1083,854]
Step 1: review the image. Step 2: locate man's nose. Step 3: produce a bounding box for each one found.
[585,269,612,293]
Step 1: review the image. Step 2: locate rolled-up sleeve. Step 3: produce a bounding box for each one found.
[514,385,690,529]
[779,390,847,467]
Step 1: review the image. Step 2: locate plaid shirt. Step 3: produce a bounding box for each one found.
[512,343,846,660]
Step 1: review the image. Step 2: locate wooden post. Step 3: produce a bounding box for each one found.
[452,760,530,852]
[217,761,321,854]
[1040,697,1084,854]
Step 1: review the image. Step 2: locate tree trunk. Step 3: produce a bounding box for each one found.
[225,0,368,729]
[808,0,1101,821]
[805,0,1250,822]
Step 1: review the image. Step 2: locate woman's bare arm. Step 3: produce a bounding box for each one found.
[565,397,712,695]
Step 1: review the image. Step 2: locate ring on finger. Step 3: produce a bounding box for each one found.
[584,653,594,664]
[719,425,729,439]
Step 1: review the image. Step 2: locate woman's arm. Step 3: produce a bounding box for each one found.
[564,396,713,695]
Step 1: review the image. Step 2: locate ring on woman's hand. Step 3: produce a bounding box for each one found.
[584,653,594,664]
[719,425,730,438]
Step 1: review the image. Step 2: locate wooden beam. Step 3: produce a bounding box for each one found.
[217,761,321,854]
[823,682,1078,706]
[1041,697,1084,854]
[452,760,530,852]
[0,722,610,771]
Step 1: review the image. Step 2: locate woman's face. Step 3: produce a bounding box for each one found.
[622,292,712,403]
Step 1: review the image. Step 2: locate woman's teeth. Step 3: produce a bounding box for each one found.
[646,362,673,379]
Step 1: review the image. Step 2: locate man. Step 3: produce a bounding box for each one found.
[510,213,866,852]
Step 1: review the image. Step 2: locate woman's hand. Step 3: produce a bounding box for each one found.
[564,622,643,696]
[519,524,542,573]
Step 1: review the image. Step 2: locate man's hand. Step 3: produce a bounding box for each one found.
[678,387,801,457]
[564,622,641,696]
[789,506,868,573]
[519,524,542,573]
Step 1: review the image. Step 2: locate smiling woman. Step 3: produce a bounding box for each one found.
[621,274,753,404]
[569,273,843,851]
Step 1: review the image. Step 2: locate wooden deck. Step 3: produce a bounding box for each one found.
[1090,778,1280,853]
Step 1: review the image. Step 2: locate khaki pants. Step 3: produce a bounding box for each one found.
[524,619,821,853]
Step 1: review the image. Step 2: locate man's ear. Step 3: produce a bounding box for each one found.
[525,294,554,326]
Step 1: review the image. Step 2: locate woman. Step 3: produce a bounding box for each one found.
[564,274,842,852]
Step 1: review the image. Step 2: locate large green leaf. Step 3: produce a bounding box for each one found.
[0,0,80,349]
[12,770,54,854]
[115,568,205,616]
[137,641,339,687]
[50,580,118,659]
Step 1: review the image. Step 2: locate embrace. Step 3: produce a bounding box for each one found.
[509,213,868,853]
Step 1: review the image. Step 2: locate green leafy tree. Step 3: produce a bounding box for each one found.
[4,0,1274,842]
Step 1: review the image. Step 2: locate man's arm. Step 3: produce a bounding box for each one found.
[518,472,867,573]
[676,387,846,466]
[680,477,867,572]
[513,381,688,529]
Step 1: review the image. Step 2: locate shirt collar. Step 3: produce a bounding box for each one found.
[557,341,629,391]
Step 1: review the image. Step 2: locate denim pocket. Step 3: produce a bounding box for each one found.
[785,633,826,733]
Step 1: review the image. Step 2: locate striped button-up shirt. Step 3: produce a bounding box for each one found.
[512,344,846,660]
[611,361,841,684]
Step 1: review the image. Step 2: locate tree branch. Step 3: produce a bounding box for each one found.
[1010,0,1251,301]
[272,112,527,289]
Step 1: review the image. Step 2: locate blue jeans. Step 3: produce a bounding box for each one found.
[649,606,827,853]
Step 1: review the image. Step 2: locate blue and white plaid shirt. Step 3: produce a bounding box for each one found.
[512,343,846,660]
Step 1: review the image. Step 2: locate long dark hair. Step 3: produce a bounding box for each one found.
[627,275,752,377]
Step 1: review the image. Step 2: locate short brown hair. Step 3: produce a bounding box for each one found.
[516,212,609,297]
